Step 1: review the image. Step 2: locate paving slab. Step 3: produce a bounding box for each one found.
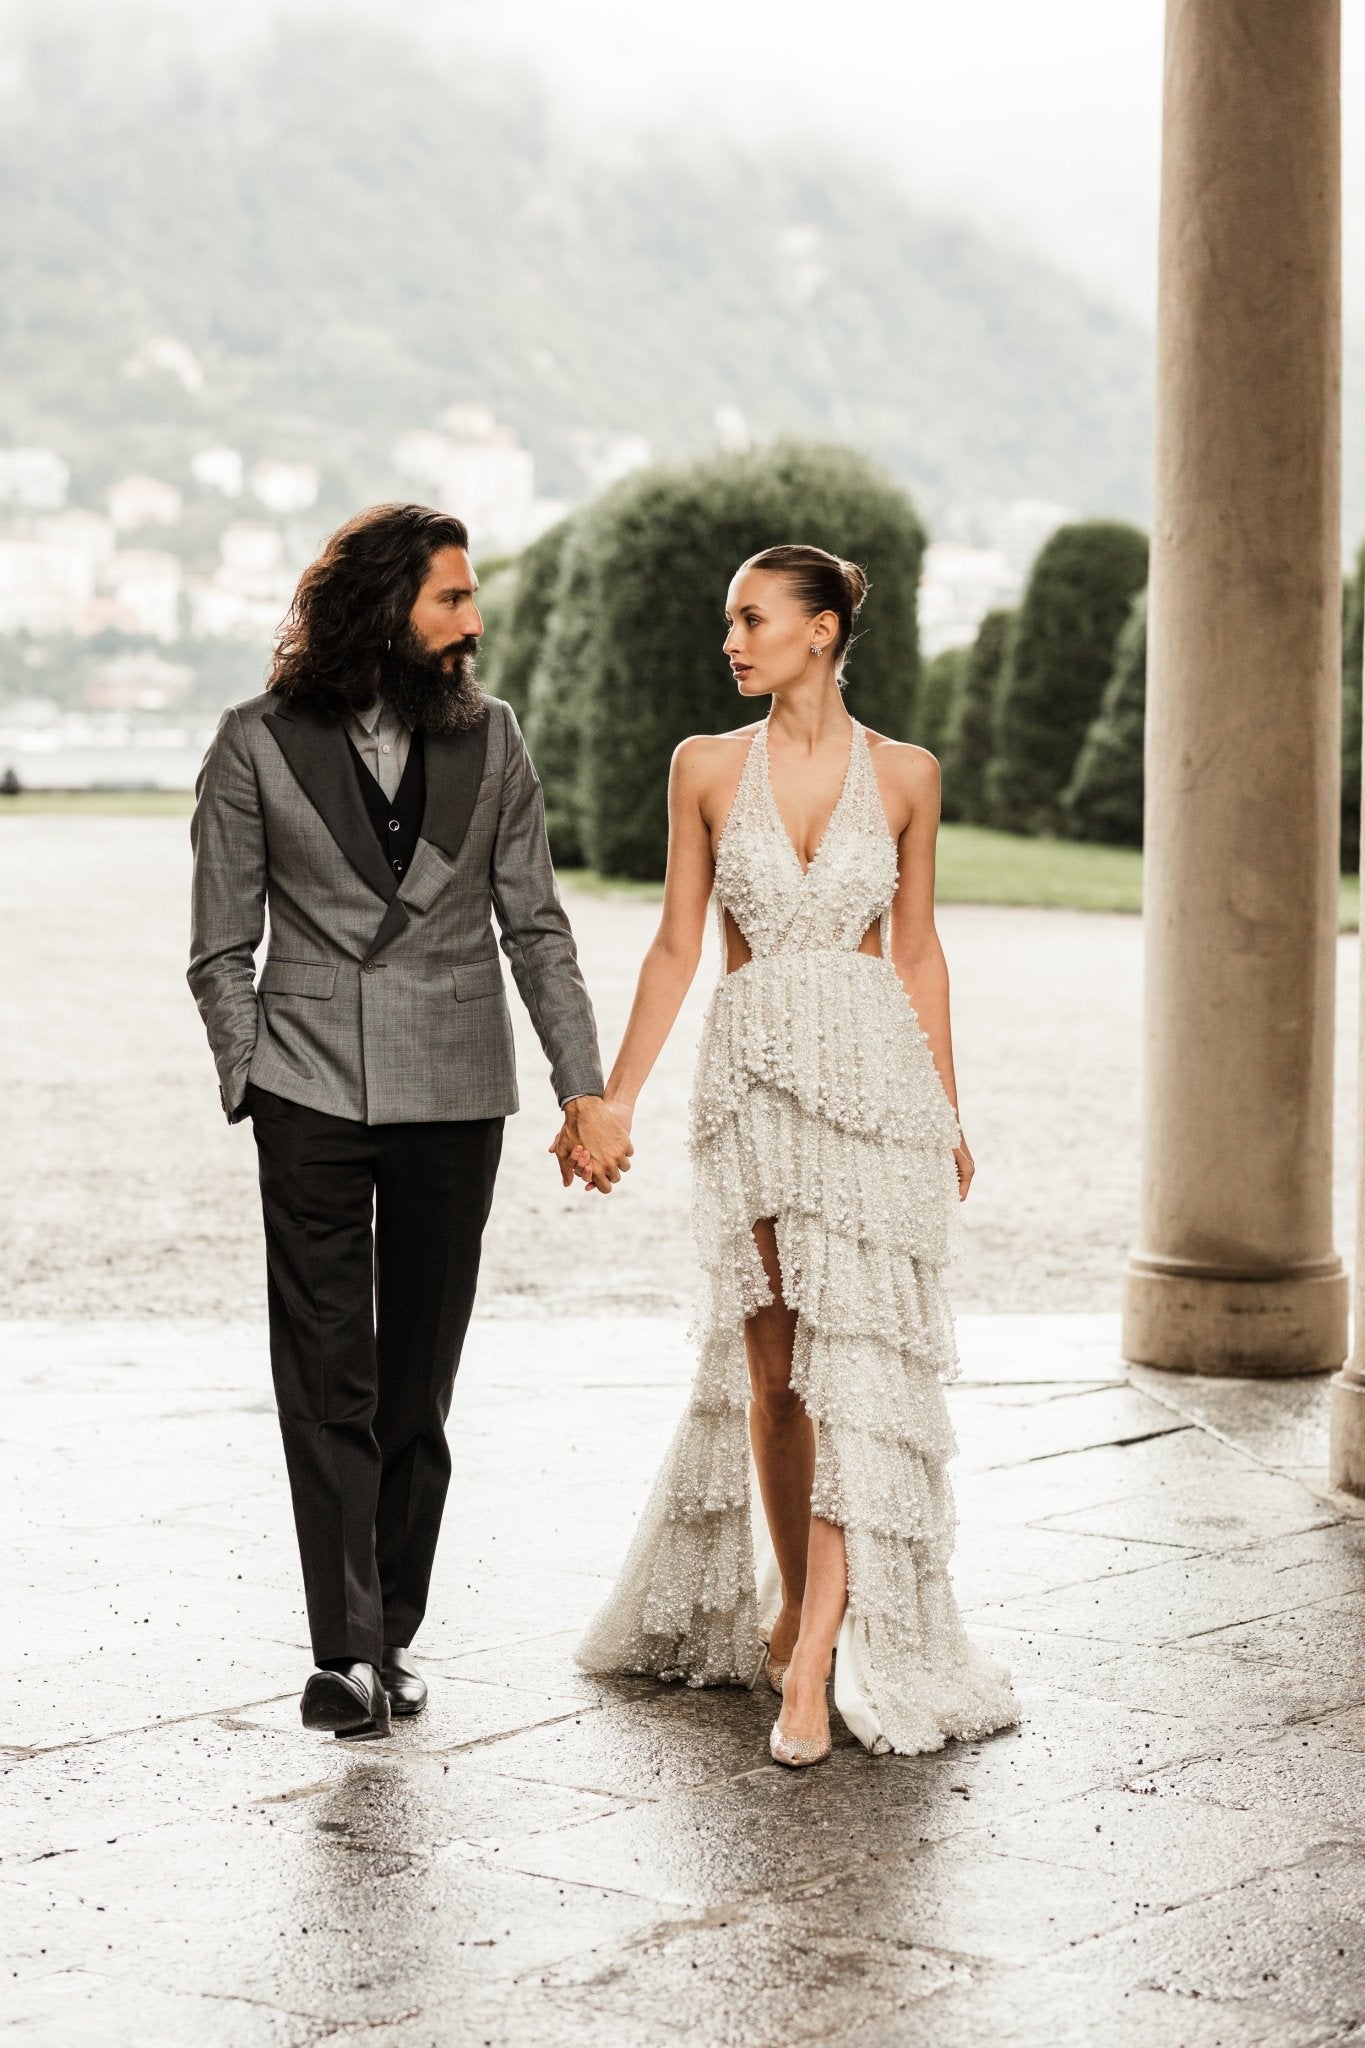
[1026,1636,1365,1732]
[824,1966,1339,2048]
[1047,1843,1365,2033]
[1195,1591,1365,1677]
[1033,1466,1339,1552]
[973,1524,1365,1644]
[1129,1723,1365,1835]
[5,1312,1365,2046]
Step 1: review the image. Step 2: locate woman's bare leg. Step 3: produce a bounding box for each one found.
[744,1218,814,1666]
[777,1516,847,1748]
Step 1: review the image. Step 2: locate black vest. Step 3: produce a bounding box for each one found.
[346,727,426,883]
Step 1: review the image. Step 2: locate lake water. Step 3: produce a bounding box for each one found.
[0,721,216,791]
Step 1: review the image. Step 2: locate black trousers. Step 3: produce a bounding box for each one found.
[246,1084,503,1667]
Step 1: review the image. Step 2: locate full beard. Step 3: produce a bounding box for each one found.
[378,629,485,736]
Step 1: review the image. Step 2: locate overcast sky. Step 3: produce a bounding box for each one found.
[59,0,1365,325]
[465,0,1365,325]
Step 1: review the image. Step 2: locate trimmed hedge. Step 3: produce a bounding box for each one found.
[986,519,1149,834]
[477,518,573,722]
[941,607,1013,824]
[1060,589,1147,847]
[1343,541,1365,872]
[914,648,965,762]
[534,441,925,879]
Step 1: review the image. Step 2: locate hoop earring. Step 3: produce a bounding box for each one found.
[385,638,392,653]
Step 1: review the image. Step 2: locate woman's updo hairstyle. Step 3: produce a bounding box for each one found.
[743,543,870,674]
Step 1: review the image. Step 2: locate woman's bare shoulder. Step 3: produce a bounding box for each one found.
[673,724,763,783]
[863,730,941,790]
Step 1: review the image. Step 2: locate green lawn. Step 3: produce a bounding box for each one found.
[4,793,1359,929]
[935,824,1142,913]
[0,788,195,816]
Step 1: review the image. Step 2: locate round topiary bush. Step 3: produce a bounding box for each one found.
[986,519,1149,835]
[941,607,1013,824]
[551,441,925,879]
[1060,588,1147,847]
[913,647,965,764]
[1342,540,1365,873]
[477,518,573,722]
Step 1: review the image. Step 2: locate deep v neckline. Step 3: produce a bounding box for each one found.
[761,718,860,878]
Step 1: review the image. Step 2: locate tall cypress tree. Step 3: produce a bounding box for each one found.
[524,504,619,867]
[477,518,573,722]
[914,648,965,765]
[941,607,1013,824]
[1060,589,1147,847]
[986,520,1149,834]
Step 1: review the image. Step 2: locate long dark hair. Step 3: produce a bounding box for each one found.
[268,503,470,706]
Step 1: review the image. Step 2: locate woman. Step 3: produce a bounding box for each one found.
[564,543,1018,1766]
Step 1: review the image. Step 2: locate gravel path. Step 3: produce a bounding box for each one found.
[3,816,1357,1318]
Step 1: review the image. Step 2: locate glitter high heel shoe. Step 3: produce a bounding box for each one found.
[768,1668,832,1768]
[769,1718,832,1768]
[765,1653,789,1696]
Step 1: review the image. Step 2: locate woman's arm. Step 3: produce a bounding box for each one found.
[553,737,718,1185]
[885,746,974,1200]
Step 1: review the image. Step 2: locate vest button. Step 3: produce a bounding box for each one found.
[392,859,403,872]
[388,819,400,832]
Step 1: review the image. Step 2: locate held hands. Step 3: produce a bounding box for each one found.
[549,1095,634,1194]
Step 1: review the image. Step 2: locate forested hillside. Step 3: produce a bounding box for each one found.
[0,9,1157,521]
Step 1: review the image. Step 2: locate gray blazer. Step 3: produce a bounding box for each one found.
[187,691,604,1125]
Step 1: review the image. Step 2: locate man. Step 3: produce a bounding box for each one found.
[188,503,631,1738]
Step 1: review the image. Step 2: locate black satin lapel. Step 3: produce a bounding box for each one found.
[264,707,397,904]
[367,896,412,959]
[421,708,492,862]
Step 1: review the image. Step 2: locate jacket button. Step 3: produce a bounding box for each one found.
[362,960,378,973]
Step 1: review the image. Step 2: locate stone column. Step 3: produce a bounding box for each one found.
[1330,625,1365,1485]
[1124,0,1346,1376]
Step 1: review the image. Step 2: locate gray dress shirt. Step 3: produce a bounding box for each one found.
[346,698,411,798]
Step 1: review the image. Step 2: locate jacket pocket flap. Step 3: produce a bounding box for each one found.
[401,843,454,914]
[452,958,504,1001]
[258,959,338,999]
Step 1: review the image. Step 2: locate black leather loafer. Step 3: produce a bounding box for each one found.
[380,1645,428,1717]
[300,1661,393,1740]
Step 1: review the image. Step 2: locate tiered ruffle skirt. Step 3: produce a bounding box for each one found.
[574,951,1018,1755]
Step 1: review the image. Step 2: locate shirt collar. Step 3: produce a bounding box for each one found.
[352,697,383,736]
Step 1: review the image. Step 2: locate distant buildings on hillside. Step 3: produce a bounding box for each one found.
[124,336,204,393]
[919,499,1077,655]
[189,523,298,640]
[918,543,1019,658]
[250,461,318,514]
[192,447,244,497]
[0,509,298,644]
[0,416,1076,670]
[393,408,567,555]
[108,476,183,533]
[0,448,70,510]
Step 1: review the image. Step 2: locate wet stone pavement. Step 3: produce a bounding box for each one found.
[5,1313,1365,2048]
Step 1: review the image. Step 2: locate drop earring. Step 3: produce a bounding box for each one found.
[810,644,822,657]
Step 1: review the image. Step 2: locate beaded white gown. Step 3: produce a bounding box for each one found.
[575,719,1018,1756]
